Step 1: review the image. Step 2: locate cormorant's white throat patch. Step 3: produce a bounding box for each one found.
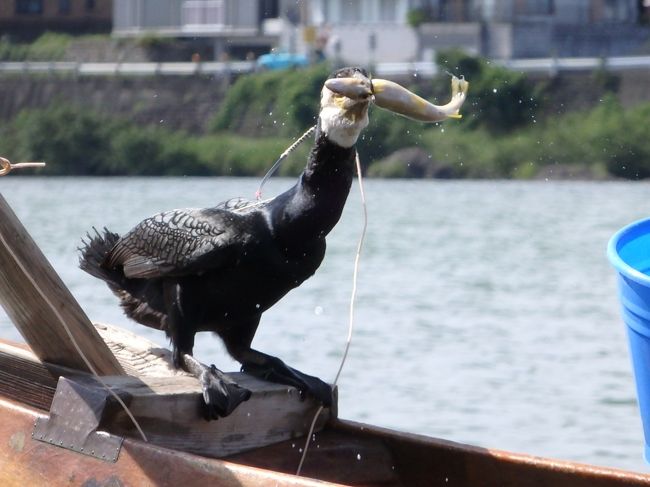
[319,86,369,149]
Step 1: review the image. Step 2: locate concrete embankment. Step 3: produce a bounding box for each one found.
[1,67,650,134]
[0,74,230,133]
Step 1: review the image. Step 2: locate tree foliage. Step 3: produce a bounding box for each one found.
[436,49,540,132]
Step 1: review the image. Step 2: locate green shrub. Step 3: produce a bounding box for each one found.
[436,49,540,132]
[2,73,649,180]
[192,134,310,176]
[0,32,73,61]
[599,100,650,179]
[358,107,420,164]
[110,127,205,176]
[0,38,28,61]
[406,8,431,28]
[27,32,72,60]
[9,104,112,175]
[212,65,329,137]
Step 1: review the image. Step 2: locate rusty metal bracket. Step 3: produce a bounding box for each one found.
[32,376,124,463]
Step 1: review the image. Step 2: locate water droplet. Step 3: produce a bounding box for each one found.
[440,128,445,133]
[413,72,418,78]
[255,303,261,309]
[492,88,497,93]
[314,306,324,315]
[356,453,361,460]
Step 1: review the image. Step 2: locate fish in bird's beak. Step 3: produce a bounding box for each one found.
[324,74,469,123]
[319,69,374,148]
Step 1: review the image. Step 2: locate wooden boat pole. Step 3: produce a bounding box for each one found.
[0,194,123,375]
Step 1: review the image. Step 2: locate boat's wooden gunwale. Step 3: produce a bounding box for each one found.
[0,396,341,487]
[2,355,650,486]
[227,417,650,487]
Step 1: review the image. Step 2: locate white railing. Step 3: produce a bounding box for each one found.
[0,61,256,76]
[1,56,650,77]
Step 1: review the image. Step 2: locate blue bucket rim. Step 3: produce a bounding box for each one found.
[608,217,650,286]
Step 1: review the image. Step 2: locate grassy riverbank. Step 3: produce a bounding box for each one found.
[1,50,648,179]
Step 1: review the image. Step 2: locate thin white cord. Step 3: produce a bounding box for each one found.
[0,227,148,442]
[296,150,367,476]
[256,125,316,200]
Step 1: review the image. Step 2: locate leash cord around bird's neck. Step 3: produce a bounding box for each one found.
[0,229,148,443]
[296,149,367,476]
[256,125,317,200]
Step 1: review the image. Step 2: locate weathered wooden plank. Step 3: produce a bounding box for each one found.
[0,194,123,375]
[0,333,334,459]
[0,396,340,487]
[105,373,332,458]
[93,322,187,378]
[0,340,89,410]
[228,422,404,486]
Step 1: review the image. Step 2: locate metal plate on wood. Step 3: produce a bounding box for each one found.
[32,376,123,462]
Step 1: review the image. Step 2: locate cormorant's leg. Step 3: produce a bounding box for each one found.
[220,318,332,407]
[163,279,195,369]
[163,280,251,420]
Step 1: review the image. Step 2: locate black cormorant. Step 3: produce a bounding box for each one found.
[80,67,467,419]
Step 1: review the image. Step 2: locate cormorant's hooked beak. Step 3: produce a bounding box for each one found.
[324,75,469,123]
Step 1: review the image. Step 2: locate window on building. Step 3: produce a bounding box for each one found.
[59,0,71,14]
[340,0,362,22]
[260,0,279,19]
[603,0,632,21]
[532,0,554,15]
[16,0,43,14]
[515,0,554,16]
[379,0,397,21]
[641,0,650,23]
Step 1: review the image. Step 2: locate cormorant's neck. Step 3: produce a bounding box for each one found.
[271,126,356,244]
[303,125,356,188]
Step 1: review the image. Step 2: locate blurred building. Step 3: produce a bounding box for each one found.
[112,0,285,59]
[110,0,649,62]
[309,0,648,62]
[0,0,112,39]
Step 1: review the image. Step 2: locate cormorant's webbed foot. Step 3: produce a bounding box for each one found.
[241,352,332,407]
[182,354,252,420]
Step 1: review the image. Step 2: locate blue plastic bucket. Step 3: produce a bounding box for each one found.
[608,217,650,462]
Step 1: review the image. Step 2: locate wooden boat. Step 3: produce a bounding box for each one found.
[1,193,650,486]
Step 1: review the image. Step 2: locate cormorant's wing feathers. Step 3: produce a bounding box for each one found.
[217,197,273,214]
[105,208,240,278]
[121,255,176,279]
[217,197,253,211]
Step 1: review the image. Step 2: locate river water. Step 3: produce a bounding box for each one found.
[1,176,649,472]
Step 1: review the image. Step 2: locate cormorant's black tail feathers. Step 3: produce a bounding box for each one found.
[80,227,168,332]
[78,227,122,288]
